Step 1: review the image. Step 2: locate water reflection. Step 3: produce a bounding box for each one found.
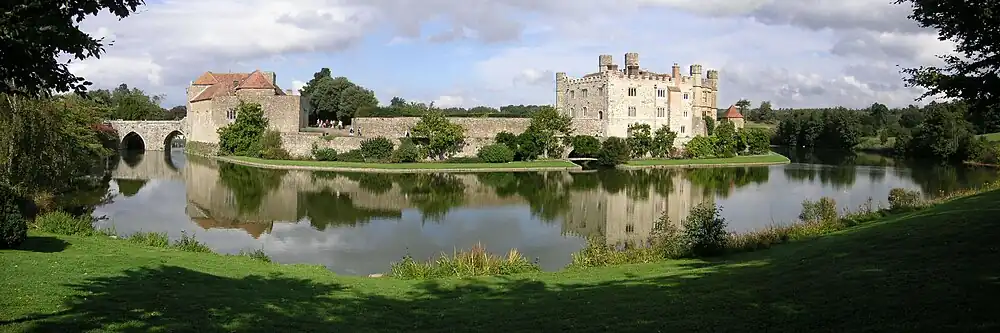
[97,150,999,276]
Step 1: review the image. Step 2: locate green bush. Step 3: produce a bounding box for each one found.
[34,211,94,236]
[651,125,678,158]
[477,144,515,163]
[888,188,923,211]
[799,197,839,224]
[681,202,729,256]
[1,200,26,249]
[514,130,545,161]
[597,137,631,166]
[570,135,601,158]
[650,214,690,259]
[391,139,423,163]
[389,243,540,279]
[684,136,717,158]
[238,248,272,262]
[495,131,518,150]
[173,231,212,253]
[739,127,772,155]
[360,137,395,161]
[252,130,290,160]
[626,123,653,158]
[336,149,365,162]
[217,101,269,156]
[312,146,338,161]
[443,156,484,163]
[127,231,170,248]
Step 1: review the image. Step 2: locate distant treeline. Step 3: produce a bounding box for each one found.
[354,97,552,118]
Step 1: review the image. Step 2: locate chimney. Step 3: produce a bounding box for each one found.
[672,63,680,79]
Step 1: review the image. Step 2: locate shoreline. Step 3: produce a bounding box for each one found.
[215,156,584,173]
[618,153,791,170]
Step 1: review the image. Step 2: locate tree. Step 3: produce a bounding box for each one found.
[526,107,574,158]
[735,99,751,114]
[704,117,715,136]
[1,1,145,96]
[627,123,653,158]
[896,0,1000,133]
[217,102,269,157]
[755,101,774,123]
[903,101,978,163]
[714,121,738,157]
[651,125,678,158]
[869,102,889,129]
[410,111,465,159]
[338,85,378,122]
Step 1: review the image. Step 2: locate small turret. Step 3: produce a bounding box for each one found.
[690,64,703,87]
[598,55,613,73]
[625,52,639,75]
[671,63,681,80]
[706,70,719,90]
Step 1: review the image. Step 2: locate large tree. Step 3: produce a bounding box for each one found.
[896,0,1000,133]
[300,68,377,124]
[1,0,145,97]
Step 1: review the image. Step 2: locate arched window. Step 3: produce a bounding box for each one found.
[598,111,604,120]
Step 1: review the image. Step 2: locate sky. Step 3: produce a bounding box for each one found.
[67,0,954,109]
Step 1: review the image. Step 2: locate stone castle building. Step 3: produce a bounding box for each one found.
[185,70,307,144]
[555,53,719,146]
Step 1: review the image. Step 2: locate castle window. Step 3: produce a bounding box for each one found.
[628,106,636,117]
[684,111,689,117]
[226,109,237,120]
[703,93,708,103]
[599,111,604,120]
[657,107,665,117]
[598,86,605,95]
[680,126,686,133]
[657,89,666,98]
[581,89,588,98]
[626,224,635,233]
[583,106,588,116]
[571,108,576,117]
[683,93,689,99]
[628,87,637,97]
[570,90,575,98]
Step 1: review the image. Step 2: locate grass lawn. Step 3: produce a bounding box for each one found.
[626,153,790,167]
[224,156,579,170]
[980,132,1000,141]
[4,190,998,331]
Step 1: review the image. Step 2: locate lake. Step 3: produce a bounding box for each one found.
[94,149,999,275]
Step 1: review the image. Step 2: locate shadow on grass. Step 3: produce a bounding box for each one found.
[6,192,1000,332]
[13,236,69,253]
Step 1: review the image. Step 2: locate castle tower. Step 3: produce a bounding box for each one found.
[706,70,719,90]
[599,54,614,73]
[555,72,568,114]
[690,64,703,87]
[625,52,639,76]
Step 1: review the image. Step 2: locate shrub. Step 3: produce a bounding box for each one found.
[739,127,772,155]
[514,130,545,161]
[443,156,483,163]
[567,236,662,269]
[127,231,170,248]
[651,125,678,158]
[888,188,923,211]
[650,214,689,259]
[626,123,653,158]
[312,146,338,161]
[239,248,272,263]
[335,149,365,162]
[1,200,26,249]
[34,211,94,236]
[477,144,515,163]
[799,197,839,224]
[391,139,423,163]
[410,112,466,159]
[681,202,729,256]
[252,130,290,160]
[684,136,717,158]
[597,137,630,166]
[495,131,518,150]
[217,101,269,156]
[360,137,395,161]
[389,242,540,279]
[570,135,601,158]
[173,231,212,252]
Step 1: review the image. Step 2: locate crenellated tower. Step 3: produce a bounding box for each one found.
[555,72,568,115]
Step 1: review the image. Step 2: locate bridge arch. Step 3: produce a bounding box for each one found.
[121,132,146,151]
[163,130,185,151]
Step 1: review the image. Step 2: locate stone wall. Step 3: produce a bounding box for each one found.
[108,120,185,151]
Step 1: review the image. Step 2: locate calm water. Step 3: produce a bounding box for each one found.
[95,149,999,275]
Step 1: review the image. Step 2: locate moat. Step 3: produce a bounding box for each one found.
[96,150,1000,276]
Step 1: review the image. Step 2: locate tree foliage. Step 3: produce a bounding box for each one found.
[627,123,653,158]
[773,108,862,150]
[898,101,980,163]
[597,137,630,166]
[217,102,270,157]
[570,135,601,158]
[300,68,378,124]
[896,0,1000,133]
[1,0,145,96]
[410,111,466,159]
[651,125,678,158]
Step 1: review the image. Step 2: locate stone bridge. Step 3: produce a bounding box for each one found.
[108,119,188,151]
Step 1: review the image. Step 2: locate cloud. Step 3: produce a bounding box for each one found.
[67,0,954,110]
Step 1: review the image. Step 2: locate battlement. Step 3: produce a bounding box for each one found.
[557,53,718,88]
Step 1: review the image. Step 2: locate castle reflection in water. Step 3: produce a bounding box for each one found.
[110,151,719,246]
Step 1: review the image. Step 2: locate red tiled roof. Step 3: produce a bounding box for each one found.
[237,70,276,90]
[190,71,284,102]
[723,105,743,119]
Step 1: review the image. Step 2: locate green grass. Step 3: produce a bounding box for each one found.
[626,153,790,166]
[979,132,1000,141]
[225,156,579,170]
[3,189,999,331]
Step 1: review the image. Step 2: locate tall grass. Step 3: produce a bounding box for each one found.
[389,242,540,279]
[127,231,170,247]
[567,181,1000,269]
[238,248,272,263]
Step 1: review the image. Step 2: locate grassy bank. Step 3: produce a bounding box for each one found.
[3,189,999,331]
[981,132,1000,141]
[623,152,790,168]
[220,156,581,172]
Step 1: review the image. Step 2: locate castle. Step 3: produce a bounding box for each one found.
[555,53,719,146]
[184,70,308,145]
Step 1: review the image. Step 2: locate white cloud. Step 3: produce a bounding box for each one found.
[67,0,954,109]
[432,95,466,108]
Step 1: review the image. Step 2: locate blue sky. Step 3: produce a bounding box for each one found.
[70,0,952,109]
